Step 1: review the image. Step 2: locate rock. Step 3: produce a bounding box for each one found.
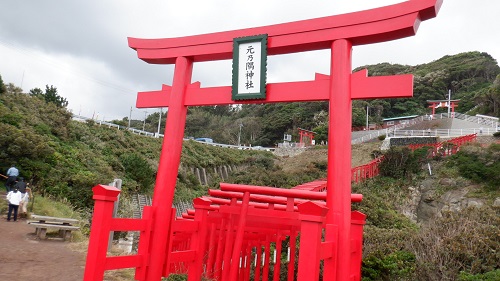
[466,199,484,208]
[439,178,456,187]
[493,197,500,207]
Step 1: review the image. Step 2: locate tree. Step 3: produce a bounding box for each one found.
[29,85,68,108]
[0,74,6,94]
[6,83,23,95]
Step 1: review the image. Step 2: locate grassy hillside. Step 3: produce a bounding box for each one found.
[0,85,276,210]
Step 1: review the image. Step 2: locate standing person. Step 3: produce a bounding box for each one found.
[15,178,28,217]
[14,177,27,194]
[21,185,32,215]
[5,164,19,192]
[6,188,23,222]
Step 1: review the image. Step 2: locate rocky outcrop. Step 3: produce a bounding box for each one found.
[400,176,493,224]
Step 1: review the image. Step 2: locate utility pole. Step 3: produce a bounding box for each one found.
[237,123,243,146]
[142,110,148,131]
[157,108,162,136]
[366,105,369,130]
[128,106,132,128]
[447,89,451,118]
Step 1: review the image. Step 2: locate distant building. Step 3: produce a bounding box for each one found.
[382,115,419,128]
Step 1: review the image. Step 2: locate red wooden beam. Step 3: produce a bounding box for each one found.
[136,70,413,108]
[128,0,442,64]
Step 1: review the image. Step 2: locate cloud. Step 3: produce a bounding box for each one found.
[0,0,498,121]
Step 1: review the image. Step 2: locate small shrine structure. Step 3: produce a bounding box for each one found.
[298,128,315,146]
[427,99,460,118]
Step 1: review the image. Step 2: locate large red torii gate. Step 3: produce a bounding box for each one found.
[84,1,442,280]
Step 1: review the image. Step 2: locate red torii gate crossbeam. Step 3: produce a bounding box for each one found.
[84,1,442,280]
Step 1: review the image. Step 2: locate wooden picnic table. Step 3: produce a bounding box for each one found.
[28,214,80,241]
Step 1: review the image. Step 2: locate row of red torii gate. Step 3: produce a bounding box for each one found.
[83,1,443,280]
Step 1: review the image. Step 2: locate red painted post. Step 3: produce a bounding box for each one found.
[206,223,217,279]
[287,230,297,281]
[83,185,121,281]
[145,56,193,281]
[297,201,329,280]
[135,206,153,280]
[222,215,236,281]
[188,198,212,281]
[272,235,282,281]
[254,245,262,281]
[229,192,251,280]
[214,219,227,280]
[262,236,271,281]
[162,208,178,277]
[242,243,251,281]
[325,38,353,281]
[350,211,366,281]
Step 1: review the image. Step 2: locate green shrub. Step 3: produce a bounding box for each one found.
[459,269,500,281]
[166,273,187,281]
[378,147,426,179]
[378,135,386,141]
[120,153,156,191]
[362,250,416,281]
[492,131,500,138]
[448,145,500,190]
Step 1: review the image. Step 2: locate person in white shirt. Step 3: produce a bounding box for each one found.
[6,188,23,222]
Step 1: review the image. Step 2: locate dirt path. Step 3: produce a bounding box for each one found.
[0,211,86,280]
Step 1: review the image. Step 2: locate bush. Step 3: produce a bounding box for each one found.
[492,131,500,138]
[120,153,156,191]
[166,274,187,281]
[448,145,500,190]
[362,250,416,281]
[409,207,500,280]
[378,147,426,179]
[378,135,386,141]
[459,269,500,281]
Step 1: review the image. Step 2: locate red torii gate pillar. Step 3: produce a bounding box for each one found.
[120,1,442,280]
[326,39,352,279]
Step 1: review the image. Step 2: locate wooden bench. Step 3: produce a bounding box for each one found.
[28,214,80,241]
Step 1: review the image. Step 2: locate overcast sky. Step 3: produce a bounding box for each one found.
[1,0,498,121]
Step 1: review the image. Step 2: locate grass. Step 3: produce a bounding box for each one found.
[29,194,139,280]
[27,194,89,241]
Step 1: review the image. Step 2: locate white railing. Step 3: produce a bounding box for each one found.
[73,114,161,138]
[73,114,275,151]
[352,116,426,144]
[428,112,499,129]
[455,113,499,128]
[195,140,275,151]
[351,130,387,145]
[390,128,496,138]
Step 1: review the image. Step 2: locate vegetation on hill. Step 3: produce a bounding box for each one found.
[0,83,275,210]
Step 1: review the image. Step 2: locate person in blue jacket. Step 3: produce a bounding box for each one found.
[5,164,19,192]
